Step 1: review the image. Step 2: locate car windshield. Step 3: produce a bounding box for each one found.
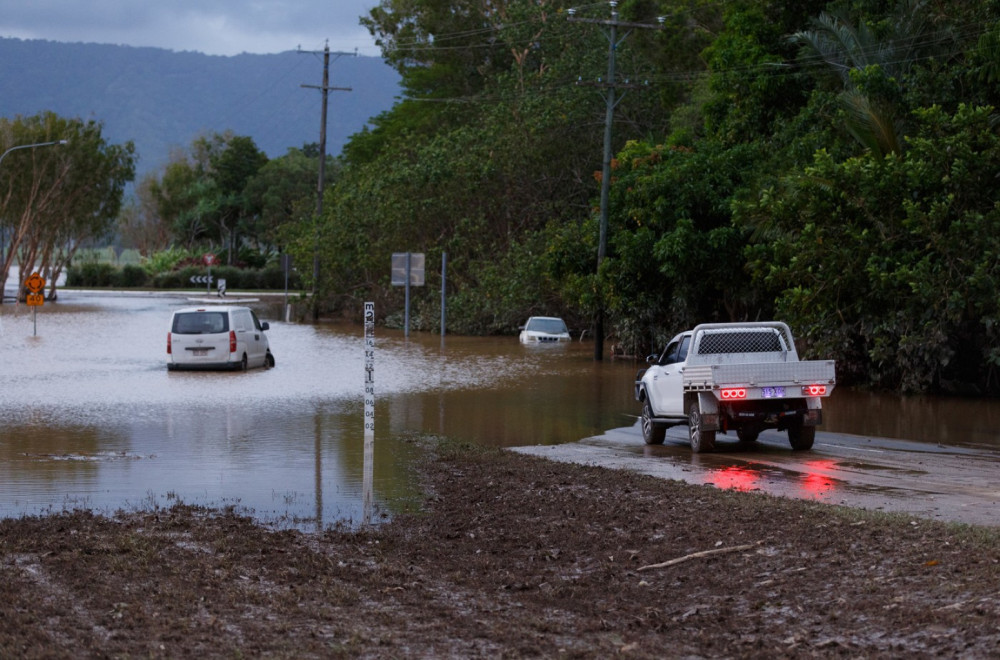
[172,312,229,334]
[527,318,568,334]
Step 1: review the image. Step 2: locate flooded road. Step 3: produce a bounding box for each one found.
[2,292,1000,529]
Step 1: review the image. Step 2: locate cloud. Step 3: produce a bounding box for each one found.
[0,0,380,56]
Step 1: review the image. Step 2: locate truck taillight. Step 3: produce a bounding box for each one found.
[802,384,828,396]
[719,388,747,400]
[167,332,172,354]
[229,330,237,353]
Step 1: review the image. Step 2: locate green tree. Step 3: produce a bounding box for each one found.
[244,147,321,255]
[788,0,955,156]
[738,104,1000,393]
[0,112,135,300]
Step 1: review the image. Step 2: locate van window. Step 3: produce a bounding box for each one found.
[172,311,229,335]
[234,311,251,332]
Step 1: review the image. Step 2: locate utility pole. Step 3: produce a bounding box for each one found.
[300,42,356,318]
[569,2,663,360]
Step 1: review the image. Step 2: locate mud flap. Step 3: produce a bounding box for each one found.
[804,397,823,427]
[696,392,720,431]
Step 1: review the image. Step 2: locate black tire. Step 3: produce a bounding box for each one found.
[641,398,666,445]
[788,423,815,450]
[689,401,716,453]
[237,354,248,372]
[737,426,760,443]
[265,352,275,368]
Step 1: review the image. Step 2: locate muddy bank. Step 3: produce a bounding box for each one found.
[3,436,1000,658]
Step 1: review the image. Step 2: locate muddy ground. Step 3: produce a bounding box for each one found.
[3,435,1000,658]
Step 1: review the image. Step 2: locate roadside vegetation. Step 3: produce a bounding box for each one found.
[4,0,1000,395]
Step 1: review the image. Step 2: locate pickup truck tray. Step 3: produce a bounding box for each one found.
[683,360,836,391]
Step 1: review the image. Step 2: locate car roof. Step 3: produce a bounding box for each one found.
[526,316,564,321]
[173,306,251,314]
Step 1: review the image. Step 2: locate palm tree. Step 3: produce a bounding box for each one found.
[789,0,951,157]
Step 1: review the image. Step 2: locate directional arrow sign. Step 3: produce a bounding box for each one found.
[190,275,214,284]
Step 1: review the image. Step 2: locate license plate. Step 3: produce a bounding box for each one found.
[192,349,209,356]
[762,386,785,398]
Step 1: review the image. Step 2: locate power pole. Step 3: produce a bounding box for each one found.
[300,42,356,318]
[569,2,663,360]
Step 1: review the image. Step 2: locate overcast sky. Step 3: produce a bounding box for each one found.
[0,1,382,57]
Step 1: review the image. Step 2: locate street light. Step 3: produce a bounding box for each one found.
[0,139,68,168]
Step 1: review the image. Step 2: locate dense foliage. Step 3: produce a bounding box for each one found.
[281,0,1000,396]
[61,0,1000,396]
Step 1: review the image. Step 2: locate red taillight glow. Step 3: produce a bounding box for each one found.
[719,387,747,400]
[167,332,172,354]
[802,384,828,396]
[229,330,237,353]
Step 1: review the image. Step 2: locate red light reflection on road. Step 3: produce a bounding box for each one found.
[707,466,760,492]
[798,459,837,498]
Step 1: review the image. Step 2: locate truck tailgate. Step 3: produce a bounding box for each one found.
[684,360,836,391]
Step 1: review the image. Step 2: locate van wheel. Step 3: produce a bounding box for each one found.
[239,354,248,371]
[689,401,716,453]
[266,352,275,368]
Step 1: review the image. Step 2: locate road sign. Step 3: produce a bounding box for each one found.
[26,293,44,306]
[203,253,218,266]
[190,275,214,284]
[25,272,45,294]
[391,253,425,285]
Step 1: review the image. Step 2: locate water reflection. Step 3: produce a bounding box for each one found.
[702,459,841,500]
[823,388,1000,447]
[2,292,999,530]
[0,293,635,529]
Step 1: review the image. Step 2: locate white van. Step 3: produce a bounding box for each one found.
[167,306,274,371]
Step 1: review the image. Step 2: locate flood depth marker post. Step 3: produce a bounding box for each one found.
[362,302,375,526]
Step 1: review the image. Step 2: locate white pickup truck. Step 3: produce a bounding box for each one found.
[634,322,835,452]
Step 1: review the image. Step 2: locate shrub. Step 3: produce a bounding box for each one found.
[118,264,149,288]
[67,262,116,287]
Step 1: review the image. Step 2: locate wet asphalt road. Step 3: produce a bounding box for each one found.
[515,423,1000,527]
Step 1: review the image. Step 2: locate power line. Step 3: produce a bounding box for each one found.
[568,1,663,361]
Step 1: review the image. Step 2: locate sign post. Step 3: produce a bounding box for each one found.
[362,302,375,526]
[24,271,45,336]
[281,254,292,322]
[391,252,425,338]
[203,253,217,295]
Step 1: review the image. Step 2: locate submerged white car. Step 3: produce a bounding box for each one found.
[519,316,571,344]
[167,306,274,371]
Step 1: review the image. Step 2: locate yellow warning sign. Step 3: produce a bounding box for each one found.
[26,293,44,306]
[25,272,46,294]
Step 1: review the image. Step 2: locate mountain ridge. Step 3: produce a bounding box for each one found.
[0,37,401,177]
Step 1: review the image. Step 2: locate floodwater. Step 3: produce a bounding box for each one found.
[2,292,999,530]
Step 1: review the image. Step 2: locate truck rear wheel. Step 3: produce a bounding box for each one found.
[641,399,666,445]
[788,423,815,450]
[689,401,715,453]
